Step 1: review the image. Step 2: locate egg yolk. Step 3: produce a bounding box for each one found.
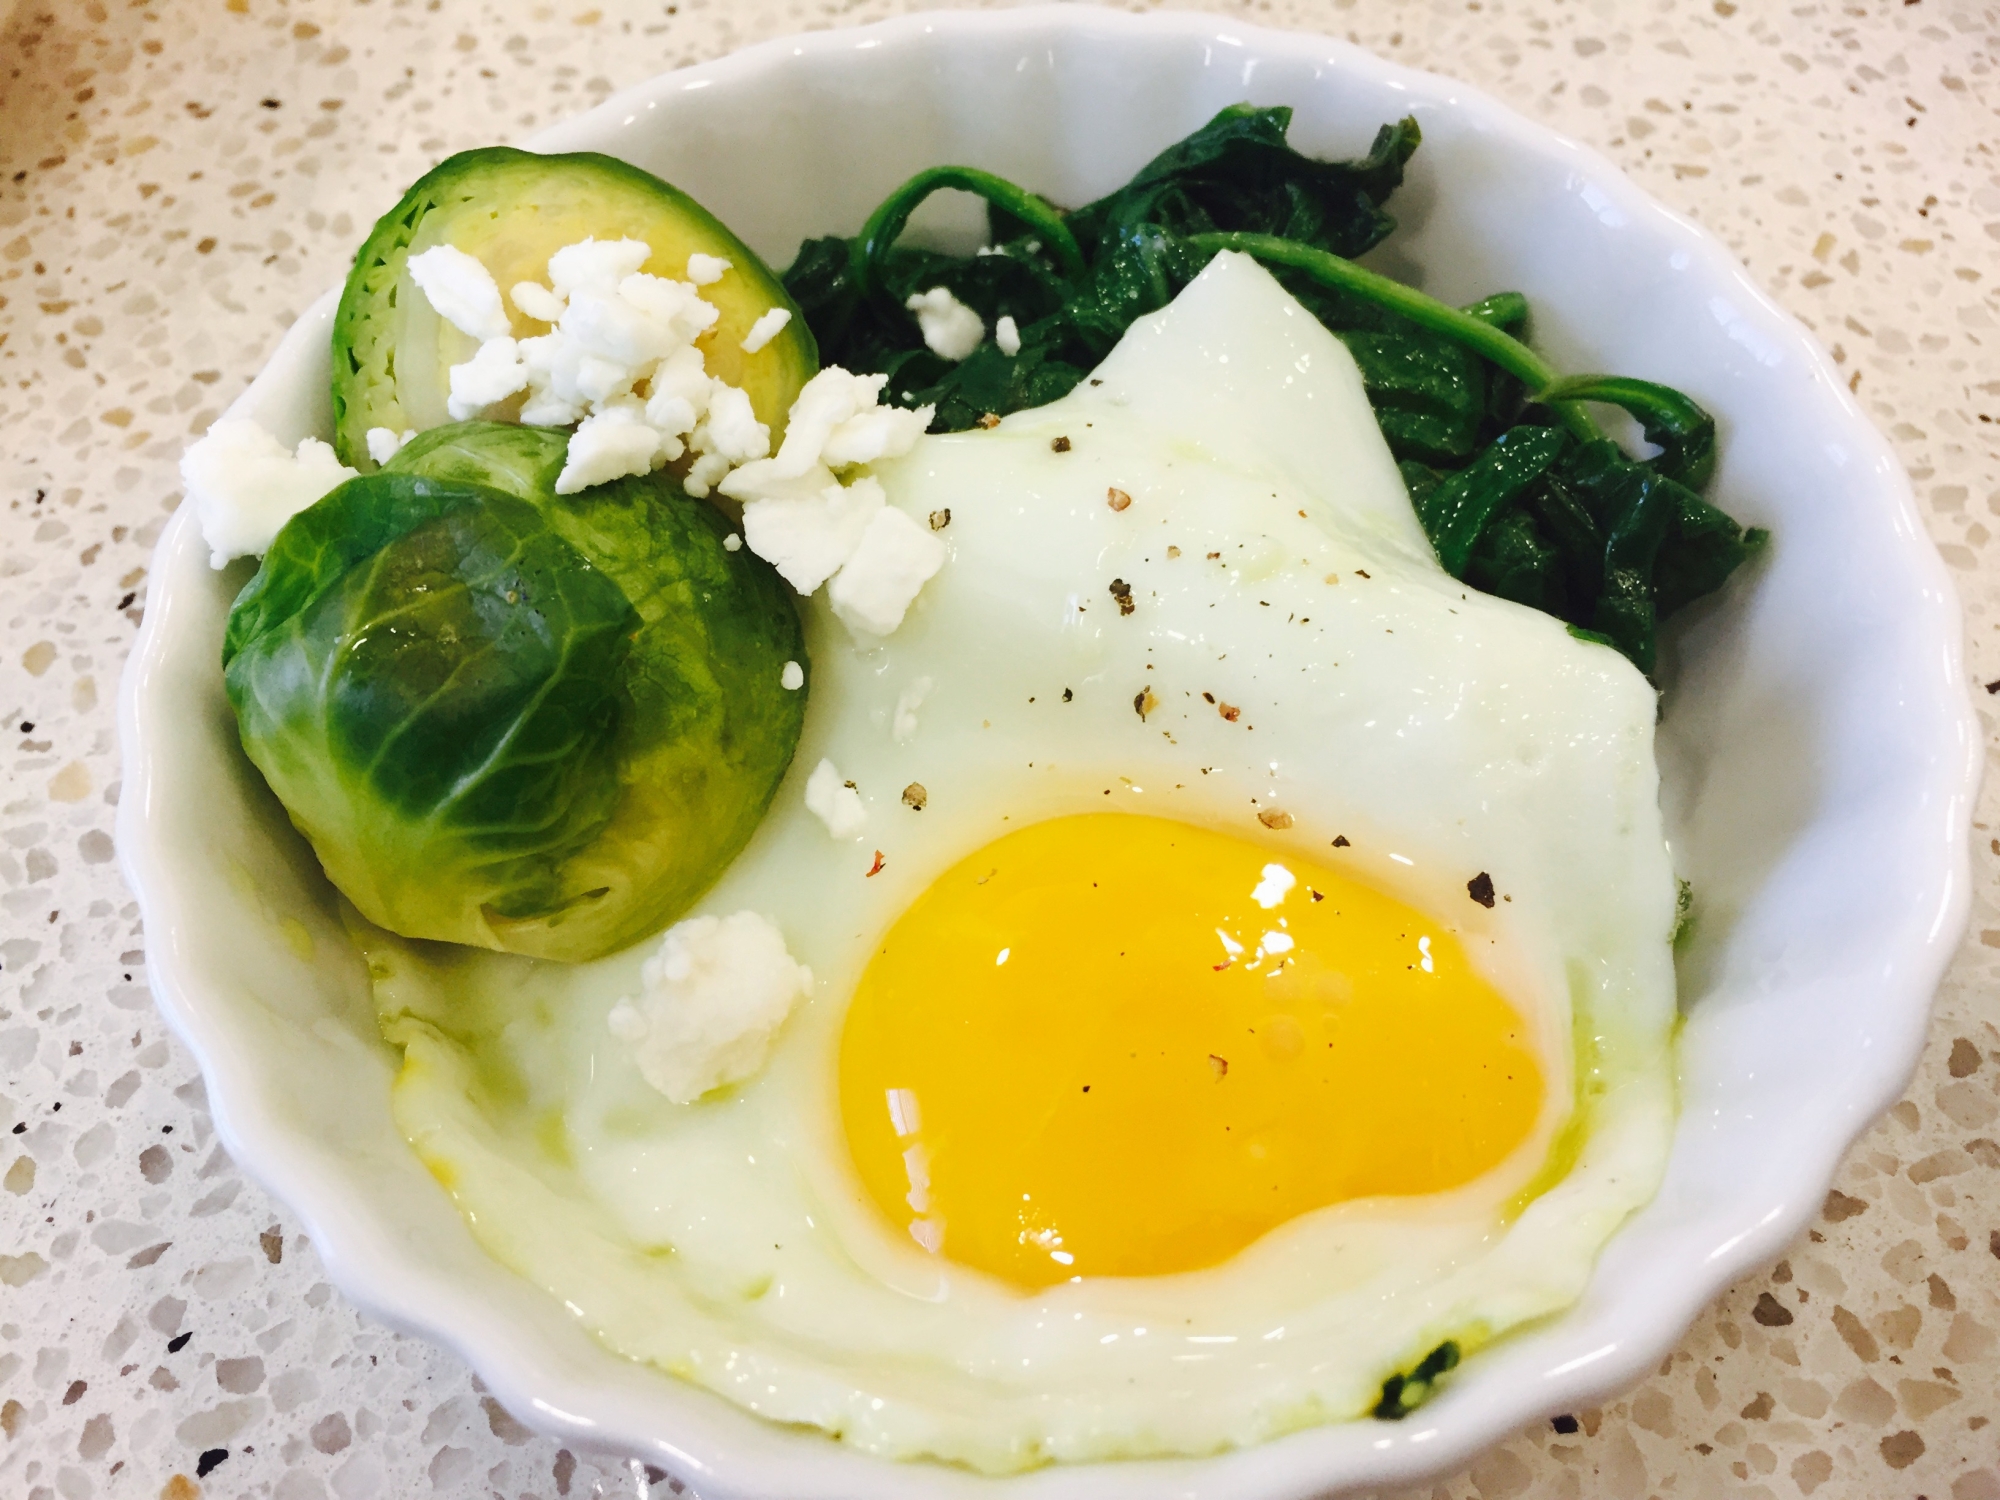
[838,813,1546,1288]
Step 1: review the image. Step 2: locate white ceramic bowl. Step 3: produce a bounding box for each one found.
[117,8,1979,1496]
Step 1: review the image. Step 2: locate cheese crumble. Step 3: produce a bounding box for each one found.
[905,285,984,361]
[605,911,812,1104]
[181,418,359,568]
[364,427,417,465]
[828,507,947,637]
[721,368,940,633]
[405,244,512,344]
[804,758,868,840]
[740,307,792,353]
[394,235,950,633]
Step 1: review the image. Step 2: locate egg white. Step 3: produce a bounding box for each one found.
[368,252,1679,1471]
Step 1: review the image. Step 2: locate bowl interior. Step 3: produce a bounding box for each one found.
[119,9,1974,1498]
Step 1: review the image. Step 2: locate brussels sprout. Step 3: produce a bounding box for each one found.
[388,420,568,501]
[330,146,818,469]
[224,423,807,963]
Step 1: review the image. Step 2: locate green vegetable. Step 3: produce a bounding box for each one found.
[1431,433,1765,672]
[1337,328,1488,465]
[853,165,1085,298]
[1460,291,1529,332]
[1373,1340,1462,1420]
[1539,374,1716,491]
[1064,104,1420,262]
[331,147,817,470]
[785,106,1417,432]
[224,422,806,963]
[384,420,569,500]
[784,104,1767,673]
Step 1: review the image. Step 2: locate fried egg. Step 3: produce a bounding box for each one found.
[368,251,1679,1471]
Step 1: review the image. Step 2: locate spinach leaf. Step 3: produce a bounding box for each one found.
[1066,105,1419,262]
[1340,329,1488,465]
[1418,424,1569,576]
[869,223,1208,432]
[1467,508,1567,618]
[1457,437,1764,671]
[782,234,863,350]
[1374,1340,1462,1420]
[1655,491,1770,619]
[1539,373,1717,490]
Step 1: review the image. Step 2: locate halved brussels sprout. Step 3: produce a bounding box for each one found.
[330,147,817,469]
[224,422,807,962]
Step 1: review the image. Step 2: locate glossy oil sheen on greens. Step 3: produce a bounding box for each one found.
[224,423,807,963]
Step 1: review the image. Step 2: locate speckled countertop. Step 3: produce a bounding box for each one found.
[0,1,1994,1496]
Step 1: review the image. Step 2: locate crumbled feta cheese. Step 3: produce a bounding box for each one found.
[740,475,886,594]
[893,676,934,743]
[740,307,792,353]
[446,335,529,420]
[724,368,932,497]
[400,233,947,641]
[181,418,359,569]
[406,245,513,344]
[514,266,711,419]
[547,236,652,299]
[712,368,943,630]
[683,452,732,499]
[906,286,984,361]
[730,368,881,486]
[827,505,948,636]
[698,384,771,465]
[518,299,650,411]
[606,911,812,1104]
[805,759,867,840]
[643,344,713,447]
[365,427,417,465]
[515,348,586,428]
[555,403,665,494]
[819,401,931,470]
[510,279,566,325]
[723,532,743,552]
[780,660,804,690]
[995,314,1022,357]
[612,272,721,357]
[427,236,724,441]
[728,460,845,507]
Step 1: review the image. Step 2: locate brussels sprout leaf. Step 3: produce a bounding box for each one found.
[226,475,636,927]
[224,471,494,667]
[387,420,568,502]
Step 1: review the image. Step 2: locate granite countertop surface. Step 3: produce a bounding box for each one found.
[1,0,1994,1496]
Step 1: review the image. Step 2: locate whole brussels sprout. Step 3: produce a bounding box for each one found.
[223,422,806,963]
